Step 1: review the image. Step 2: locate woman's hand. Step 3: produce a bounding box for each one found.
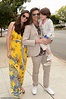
[7,51,11,58]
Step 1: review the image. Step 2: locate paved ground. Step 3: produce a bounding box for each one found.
[0,35,66,99]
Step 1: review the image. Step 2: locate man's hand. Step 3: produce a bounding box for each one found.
[41,38,52,45]
[35,38,52,44]
[46,38,53,44]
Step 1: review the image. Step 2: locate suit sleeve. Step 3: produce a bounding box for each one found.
[22,25,35,46]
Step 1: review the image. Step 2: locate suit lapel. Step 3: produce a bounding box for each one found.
[32,23,38,35]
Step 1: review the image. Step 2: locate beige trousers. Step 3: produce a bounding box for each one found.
[32,54,51,88]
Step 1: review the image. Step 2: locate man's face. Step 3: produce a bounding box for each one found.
[32,10,40,22]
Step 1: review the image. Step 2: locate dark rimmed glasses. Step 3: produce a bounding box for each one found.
[32,13,40,16]
[22,14,29,20]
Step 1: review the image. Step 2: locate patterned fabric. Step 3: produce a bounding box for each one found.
[9,30,27,98]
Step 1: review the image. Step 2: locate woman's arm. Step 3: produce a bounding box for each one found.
[6,22,14,58]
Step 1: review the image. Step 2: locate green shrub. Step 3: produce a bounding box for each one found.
[55,25,65,28]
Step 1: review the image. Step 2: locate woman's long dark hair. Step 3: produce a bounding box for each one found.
[14,10,30,36]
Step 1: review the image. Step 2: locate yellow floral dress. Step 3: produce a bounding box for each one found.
[9,30,27,98]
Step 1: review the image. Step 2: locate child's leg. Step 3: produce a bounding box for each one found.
[40,44,53,66]
[40,44,47,51]
[44,47,53,66]
[46,47,52,55]
[46,48,52,61]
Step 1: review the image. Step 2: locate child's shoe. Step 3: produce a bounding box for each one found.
[44,61,51,66]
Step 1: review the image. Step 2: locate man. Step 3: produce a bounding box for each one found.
[23,7,54,95]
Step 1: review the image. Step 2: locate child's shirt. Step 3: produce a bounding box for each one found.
[39,18,55,39]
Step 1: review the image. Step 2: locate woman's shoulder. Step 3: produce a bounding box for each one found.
[9,22,15,27]
[8,22,15,30]
[10,21,15,25]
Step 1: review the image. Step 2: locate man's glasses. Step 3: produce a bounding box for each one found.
[32,13,40,16]
[22,14,29,20]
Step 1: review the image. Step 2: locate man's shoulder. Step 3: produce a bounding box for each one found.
[25,25,31,29]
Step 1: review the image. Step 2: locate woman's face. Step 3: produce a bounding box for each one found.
[32,10,40,22]
[40,13,47,20]
[21,13,29,23]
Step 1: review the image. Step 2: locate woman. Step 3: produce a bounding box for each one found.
[6,10,30,99]
[23,7,54,95]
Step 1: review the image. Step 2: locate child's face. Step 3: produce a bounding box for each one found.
[40,13,47,20]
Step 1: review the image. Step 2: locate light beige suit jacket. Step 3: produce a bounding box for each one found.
[23,23,41,57]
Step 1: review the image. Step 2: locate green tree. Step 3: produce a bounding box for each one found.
[51,15,59,24]
[0,0,31,36]
[55,5,66,22]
